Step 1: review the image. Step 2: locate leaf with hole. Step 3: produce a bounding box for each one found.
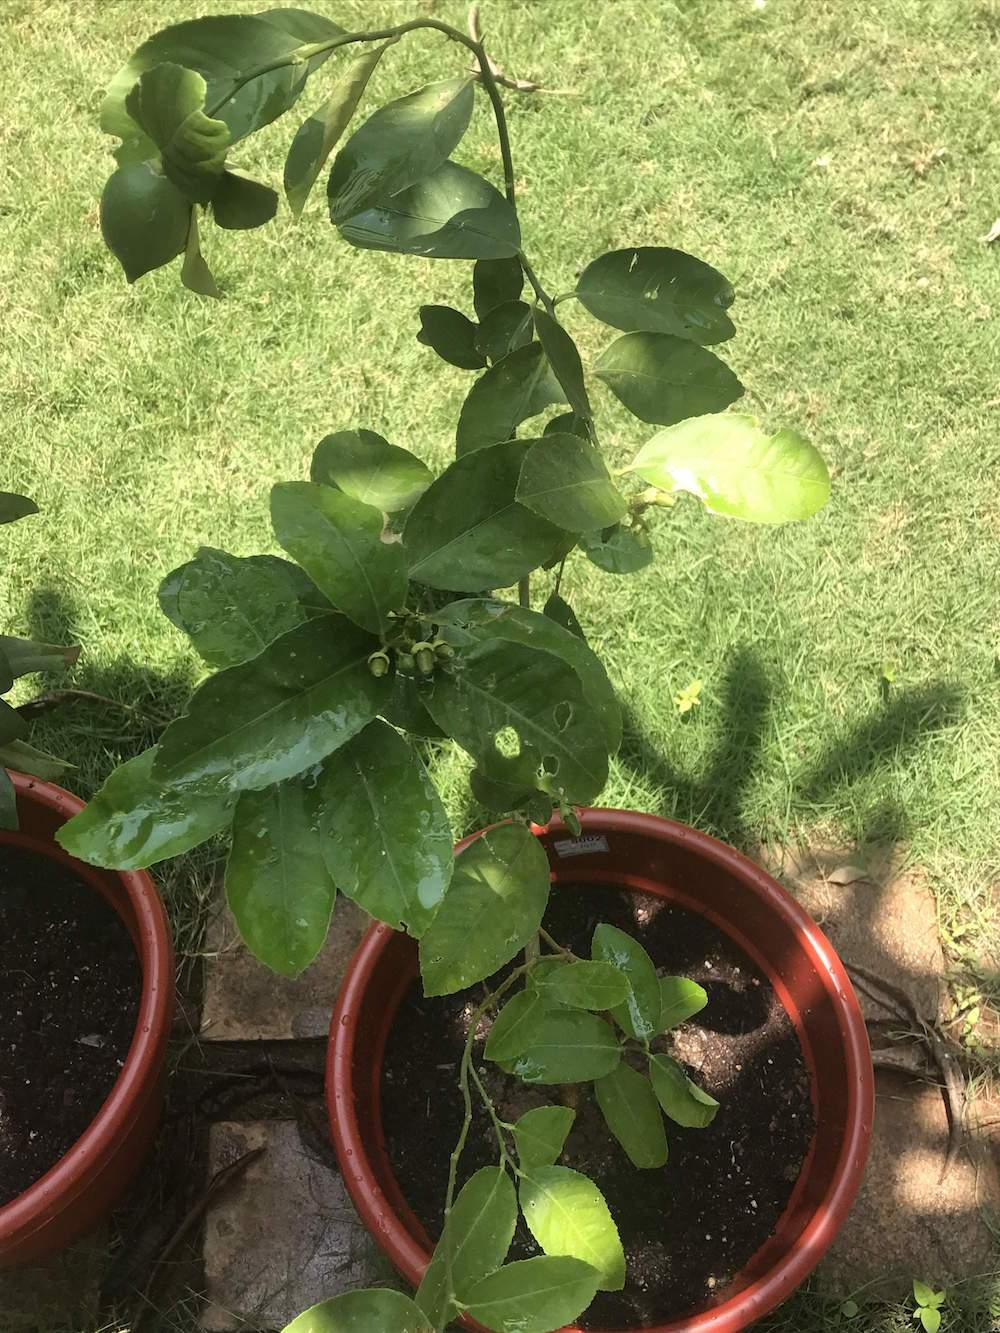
[474,255,524,318]
[649,1054,720,1127]
[213,170,277,229]
[456,343,566,455]
[594,1062,667,1169]
[517,434,627,533]
[417,305,486,370]
[100,163,190,282]
[507,1009,622,1084]
[314,720,452,937]
[462,1255,600,1333]
[270,481,408,635]
[475,300,533,364]
[485,989,547,1061]
[418,823,549,996]
[512,1106,575,1172]
[533,309,591,419]
[125,63,229,203]
[580,523,653,575]
[416,1166,517,1328]
[595,331,743,425]
[519,1165,625,1290]
[628,413,830,523]
[534,961,629,1011]
[656,976,708,1032]
[577,246,735,345]
[592,923,660,1040]
[338,160,520,260]
[311,430,432,515]
[282,1289,432,1332]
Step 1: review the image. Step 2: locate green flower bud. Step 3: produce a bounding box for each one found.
[433,639,455,661]
[367,650,390,678]
[413,641,436,675]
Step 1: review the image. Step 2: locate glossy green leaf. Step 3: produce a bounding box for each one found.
[475,300,533,364]
[226,773,335,976]
[126,64,229,203]
[56,747,235,869]
[418,823,549,996]
[339,160,520,260]
[212,170,277,229]
[100,163,190,282]
[485,989,546,1061]
[512,1105,575,1172]
[437,599,620,754]
[519,1165,625,1291]
[542,594,584,641]
[0,769,16,830]
[463,1256,600,1333]
[657,975,708,1031]
[535,960,629,1011]
[284,44,388,218]
[404,441,567,592]
[282,1289,432,1333]
[628,413,831,523]
[102,11,345,162]
[470,750,550,817]
[533,309,591,419]
[417,305,486,370]
[649,1054,720,1128]
[594,1062,667,1169]
[153,616,386,792]
[580,523,653,575]
[416,1166,516,1328]
[576,246,735,345]
[315,720,452,936]
[427,637,609,804]
[0,740,73,782]
[920,1311,942,1333]
[544,412,589,440]
[311,430,432,514]
[270,481,408,635]
[508,1009,622,1084]
[474,256,524,318]
[0,493,38,524]
[592,923,660,1040]
[381,672,445,738]
[456,344,565,456]
[328,78,474,222]
[528,956,570,990]
[0,636,78,679]
[517,434,627,533]
[159,547,322,669]
[595,331,743,426]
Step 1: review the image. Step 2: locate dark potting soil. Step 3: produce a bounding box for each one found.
[381,884,815,1328]
[0,844,141,1206]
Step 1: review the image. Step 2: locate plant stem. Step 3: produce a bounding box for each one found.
[518,575,531,608]
[520,253,557,317]
[540,926,581,961]
[469,1060,511,1165]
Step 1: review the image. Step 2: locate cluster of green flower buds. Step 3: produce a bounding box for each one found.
[367,637,455,678]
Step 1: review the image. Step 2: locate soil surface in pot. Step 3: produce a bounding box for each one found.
[381,883,815,1329]
[0,844,141,1206]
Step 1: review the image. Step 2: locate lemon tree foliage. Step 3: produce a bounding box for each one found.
[73,11,832,1330]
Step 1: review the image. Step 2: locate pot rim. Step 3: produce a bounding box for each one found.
[0,771,173,1242]
[328,808,874,1332]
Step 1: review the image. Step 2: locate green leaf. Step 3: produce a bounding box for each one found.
[545,412,589,440]
[328,77,474,223]
[592,923,660,1040]
[657,975,708,1032]
[100,163,190,282]
[475,300,533,364]
[436,599,620,754]
[180,209,220,298]
[474,256,524,318]
[0,699,28,745]
[841,1299,860,1318]
[649,1054,720,1128]
[56,747,236,870]
[594,1062,667,1169]
[628,413,831,523]
[913,1280,939,1308]
[153,615,386,793]
[512,1106,575,1172]
[381,672,445,739]
[508,1009,622,1083]
[159,547,322,669]
[456,344,565,456]
[519,1165,625,1291]
[226,773,335,977]
[404,440,567,592]
[595,331,744,426]
[920,1310,941,1333]
[417,305,486,370]
[486,989,546,1061]
[535,960,629,1011]
[0,740,73,782]
[212,170,277,229]
[0,636,79,679]
[102,12,345,161]
[284,44,389,218]
[0,768,16,830]
[470,751,549,817]
[270,481,408,635]
[282,1289,432,1333]
[418,823,549,996]
[416,1166,516,1329]
[126,63,229,203]
[427,637,609,804]
[576,246,735,345]
[463,1256,600,1333]
[315,720,452,937]
[0,493,38,524]
[542,594,584,641]
[533,309,591,419]
[517,434,627,533]
[311,430,432,514]
[580,523,653,575]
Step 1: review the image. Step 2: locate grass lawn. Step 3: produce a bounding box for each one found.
[1,0,998,1327]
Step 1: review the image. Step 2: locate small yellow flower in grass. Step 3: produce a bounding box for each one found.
[674,679,702,715]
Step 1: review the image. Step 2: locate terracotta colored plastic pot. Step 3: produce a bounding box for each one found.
[328,809,873,1331]
[0,771,174,1268]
